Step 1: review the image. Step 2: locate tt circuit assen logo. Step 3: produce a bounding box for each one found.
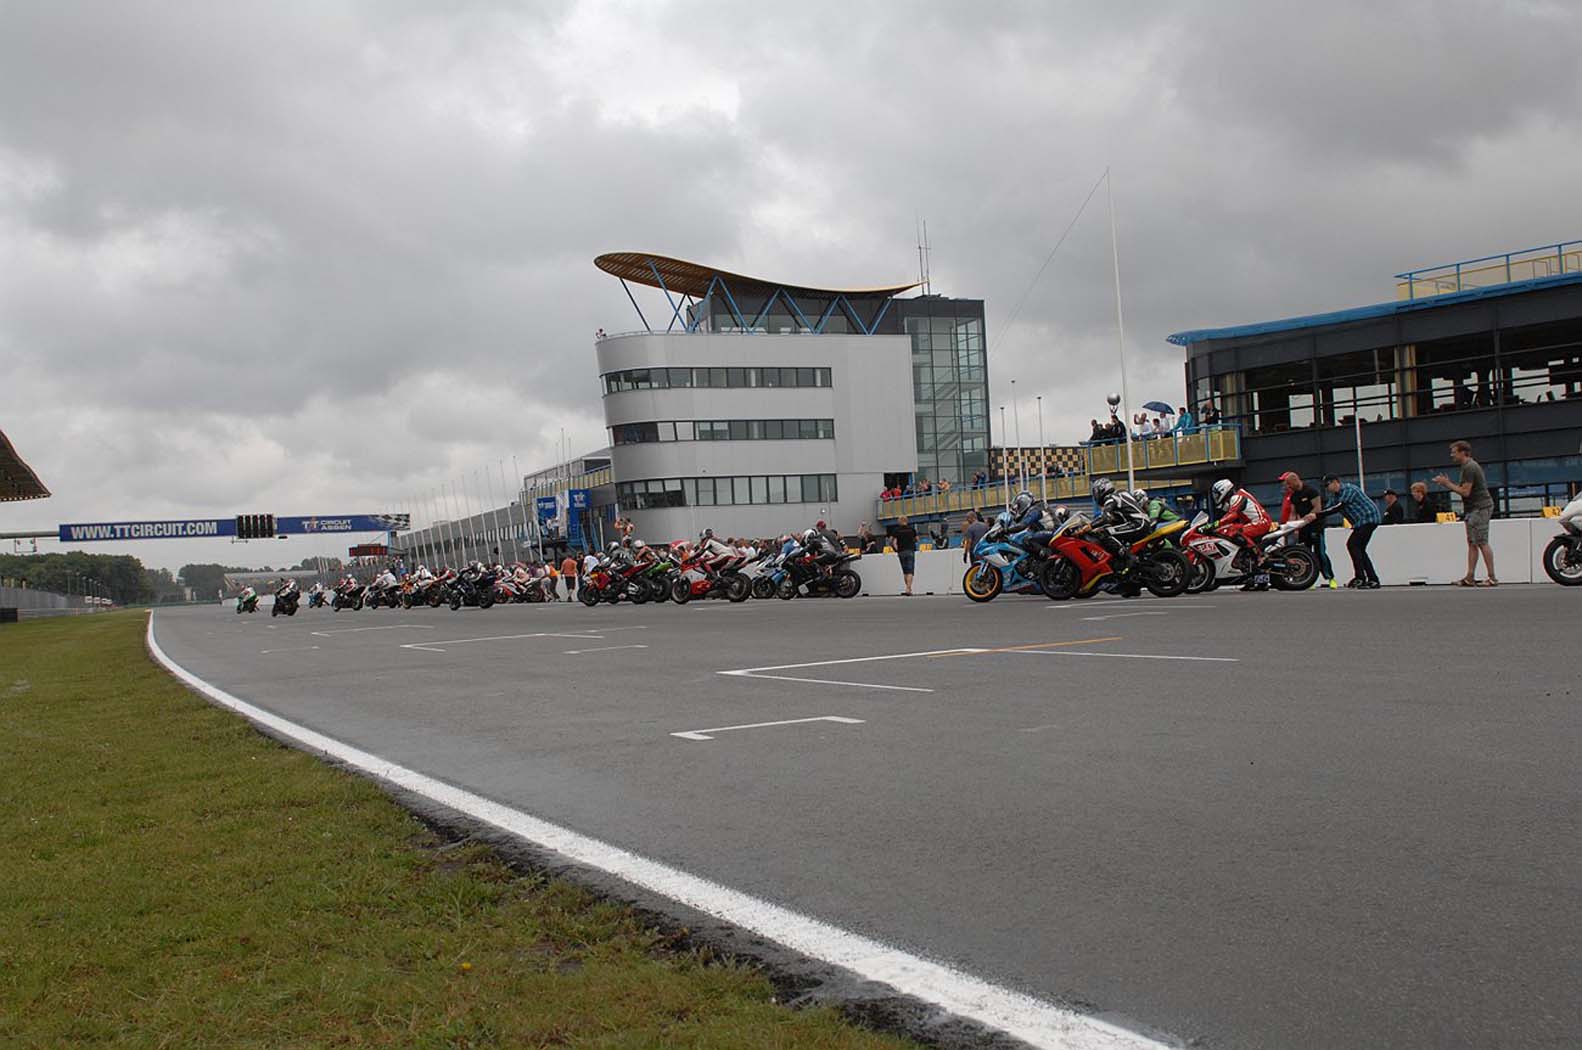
[302,517,353,533]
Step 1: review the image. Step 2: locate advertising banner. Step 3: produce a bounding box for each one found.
[59,519,235,543]
[535,496,558,520]
[277,514,410,535]
[568,488,590,510]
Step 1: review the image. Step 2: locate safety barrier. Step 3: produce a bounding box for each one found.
[849,519,1568,595]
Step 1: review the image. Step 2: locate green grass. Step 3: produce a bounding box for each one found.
[0,613,914,1049]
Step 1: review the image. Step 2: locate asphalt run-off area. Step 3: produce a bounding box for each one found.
[150,588,1580,1050]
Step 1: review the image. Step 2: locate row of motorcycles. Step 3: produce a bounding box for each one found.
[578,536,862,606]
[963,504,1320,603]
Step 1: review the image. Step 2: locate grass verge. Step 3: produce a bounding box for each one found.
[0,613,913,1049]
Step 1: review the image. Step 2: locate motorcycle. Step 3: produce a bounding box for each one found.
[446,566,499,610]
[235,591,259,614]
[363,583,400,610]
[1039,517,1192,600]
[1542,499,1582,585]
[306,589,328,609]
[776,548,861,599]
[331,583,365,611]
[271,587,300,617]
[751,549,789,599]
[671,550,753,603]
[961,519,1050,602]
[1179,513,1318,592]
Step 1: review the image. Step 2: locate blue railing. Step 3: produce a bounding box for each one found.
[1395,240,1582,301]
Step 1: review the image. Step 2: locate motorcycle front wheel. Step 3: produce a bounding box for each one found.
[834,570,861,599]
[726,574,751,603]
[751,575,776,600]
[580,585,601,607]
[1542,536,1582,584]
[449,593,462,611]
[1037,557,1080,601]
[1185,552,1216,594]
[962,562,1002,603]
[776,578,798,600]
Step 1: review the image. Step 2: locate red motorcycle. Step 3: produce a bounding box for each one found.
[669,549,752,603]
[1039,518,1191,600]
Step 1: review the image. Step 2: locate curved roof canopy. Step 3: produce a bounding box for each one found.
[595,252,919,300]
[0,427,50,502]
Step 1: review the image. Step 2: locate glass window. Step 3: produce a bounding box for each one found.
[818,367,833,387]
[657,421,676,442]
[764,419,783,440]
[733,477,751,504]
[709,367,728,388]
[729,420,748,440]
[819,474,838,502]
[716,477,734,505]
[796,367,815,387]
[692,367,710,387]
[745,367,760,387]
[727,367,746,387]
[682,479,696,506]
[801,475,820,503]
[751,476,768,503]
[747,420,765,439]
[674,420,694,441]
[696,478,715,506]
[767,476,786,503]
[817,418,834,438]
[668,367,691,387]
[799,419,817,439]
[762,367,782,387]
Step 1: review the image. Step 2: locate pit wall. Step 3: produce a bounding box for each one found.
[848,520,1566,595]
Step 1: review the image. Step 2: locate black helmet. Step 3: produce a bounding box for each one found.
[1011,490,1033,517]
[1091,478,1115,503]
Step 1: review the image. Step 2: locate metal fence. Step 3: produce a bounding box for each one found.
[0,584,103,619]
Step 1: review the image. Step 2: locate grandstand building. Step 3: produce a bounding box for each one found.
[1169,240,1582,516]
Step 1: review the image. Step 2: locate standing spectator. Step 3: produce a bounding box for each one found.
[887,515,919,596]
[937,477,952,493]
[1435,439,1497,586]
[559,553,579,602]
[1279,471,1335,587]
[1381,489,1405,525]
[1321,474,1382,589]
[816,519,842,550]
[1202,403,1221,426]
[1089,419,1106,442]
[1173,405,1195,433]
[1407,481,1436,523]
[857,521,876,554]
[961,509,990,564]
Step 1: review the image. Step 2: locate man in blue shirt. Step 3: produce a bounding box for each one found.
[1322,473,1382,589]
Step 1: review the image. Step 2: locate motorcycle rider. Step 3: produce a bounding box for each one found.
[1077,478,1153,574]
[1139,489,1181,525]
[1208,478,1273,590]
[237,585,257,608]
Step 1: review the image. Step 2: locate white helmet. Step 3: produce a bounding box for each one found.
[1211,479,1235,504]
[1132,489,1148,504]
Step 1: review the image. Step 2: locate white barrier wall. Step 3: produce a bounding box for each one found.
[854,520,1565,595]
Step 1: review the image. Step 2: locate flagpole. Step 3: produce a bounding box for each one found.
[1011,379,1025,493]
[1107,166,1136,492]
[1037,395,1047,502]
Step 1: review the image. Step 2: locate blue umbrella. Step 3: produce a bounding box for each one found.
[1141,400,1174,414]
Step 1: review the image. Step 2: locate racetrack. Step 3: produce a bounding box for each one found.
[151,587,1581,1049]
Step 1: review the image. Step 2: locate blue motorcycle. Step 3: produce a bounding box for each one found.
[962,513,1047,602]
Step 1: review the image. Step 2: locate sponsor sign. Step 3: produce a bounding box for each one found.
[535,496,558,520]
[279,514,409,534]
[568,488,590,510]
[59,519,234,543]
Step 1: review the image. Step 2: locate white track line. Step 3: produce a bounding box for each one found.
[717,646,986,693]
[311,624,435,636]
[146,614,1173,1050]
[259,645,322,655]
[1014,650,1239,663]
[672,716,864,741]
[399,631,606,653]
[1080,612,1170,622]
[563,644,648,655]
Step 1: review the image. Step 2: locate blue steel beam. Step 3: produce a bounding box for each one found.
[646,259,688,332]
[618,278,651,332]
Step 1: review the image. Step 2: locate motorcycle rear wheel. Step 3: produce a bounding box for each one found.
[1270,547,1318,591]
[751,575,776,600]
[775,578,797,600]
[1542,536,1582,585]
[449,594,462,611]
[726,574,751,602]
[962,563,1002,603]
[478,592,495,610]
[627,581,649,605]
[579,585,601,607]
[1142,548,1190,598]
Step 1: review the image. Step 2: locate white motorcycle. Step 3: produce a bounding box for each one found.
[1180,512,1319,592]
[1542,496,1582,586]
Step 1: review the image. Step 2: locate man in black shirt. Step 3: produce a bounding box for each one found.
[1381,489,1405,525]
[887,515,919,596]
[1279,470,1335,587]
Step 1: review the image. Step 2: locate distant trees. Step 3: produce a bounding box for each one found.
[0,552,156,604]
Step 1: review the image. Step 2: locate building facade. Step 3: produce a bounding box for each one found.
[592,252,988,539]
[1169,243,1582,516]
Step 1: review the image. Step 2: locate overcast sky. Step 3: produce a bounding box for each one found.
[4,0,1580,570]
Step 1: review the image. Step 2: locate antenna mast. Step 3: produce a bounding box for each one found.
[916,217,932,295]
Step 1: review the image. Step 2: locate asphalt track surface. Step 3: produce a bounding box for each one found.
[152,586,1580,1049]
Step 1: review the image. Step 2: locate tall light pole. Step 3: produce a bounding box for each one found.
[1107,166,1137,492]
[998,405,1010,509]
[1011,379,1025,493]
[1036,395,1047,502]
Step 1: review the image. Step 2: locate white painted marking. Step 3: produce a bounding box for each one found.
[1080,612,1169,622]
[563,643,649,655]
[1015,650,1239,663]
[398,631,604,653]
[311,624,435,637]
[146,614,1171,1049]
[259,645,322,655]
[722,672,934,693]
[672,715,864,741]
[718,647,986,694]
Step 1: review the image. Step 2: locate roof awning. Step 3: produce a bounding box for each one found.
[595,252,918,300]
[0,428,50,502]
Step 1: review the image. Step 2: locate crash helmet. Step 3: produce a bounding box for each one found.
[1211,479,1235,505]
[606,541,620,553]
[1011,490,1033,518]
[1091,477,1115,503]
[1050,505,1071,524]
[802,528,818,543]
[632,539,646,550]
[1132,489,1148,504]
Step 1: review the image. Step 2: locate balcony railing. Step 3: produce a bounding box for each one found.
[873,426,1241,522]
[1395,241,1582,301]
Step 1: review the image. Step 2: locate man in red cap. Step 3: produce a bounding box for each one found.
[1279,470,1336,588]
[815,519,841,549]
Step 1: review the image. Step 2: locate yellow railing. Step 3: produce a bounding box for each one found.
[526,466,612,499]
[873,427,1240,522]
